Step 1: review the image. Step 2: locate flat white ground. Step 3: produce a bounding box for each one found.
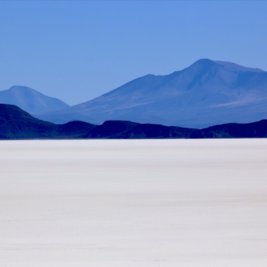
[0,139,267,267]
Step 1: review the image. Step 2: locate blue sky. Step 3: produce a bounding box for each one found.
[0,0,267,105]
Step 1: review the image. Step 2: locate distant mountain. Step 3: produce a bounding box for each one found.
[1,104,267,139]
[0,85,69,115]
[39,59,267,128]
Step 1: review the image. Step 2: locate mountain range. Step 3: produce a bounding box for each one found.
[38,59,267,128]
[1,59,267,128]
[1,104,267,139]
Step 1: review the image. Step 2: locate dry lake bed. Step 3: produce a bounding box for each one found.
[0,139,267,267]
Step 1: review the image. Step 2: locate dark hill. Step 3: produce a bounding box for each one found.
[198,120,267,138]
[0,104,93,139]
[87,121,197,139]
[1,104,267,139]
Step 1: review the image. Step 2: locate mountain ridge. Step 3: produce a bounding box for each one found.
[1,104,267,139]
[37,59,267,127]
[1,59,267,128]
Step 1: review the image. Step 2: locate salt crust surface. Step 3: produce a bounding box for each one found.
[0,139,267,266]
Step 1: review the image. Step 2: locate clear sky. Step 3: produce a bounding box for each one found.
[0,0,267,105]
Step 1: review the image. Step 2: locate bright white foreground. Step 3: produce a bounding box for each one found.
[0,139,267,267]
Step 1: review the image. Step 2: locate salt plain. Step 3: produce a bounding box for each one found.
[0,139,267,267]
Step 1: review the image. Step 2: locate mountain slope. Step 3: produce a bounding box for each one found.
[0,104,93,139]
[198,120,267,138]
[0,85,69,115]
[39,59,267,128]
[1,104,267,139]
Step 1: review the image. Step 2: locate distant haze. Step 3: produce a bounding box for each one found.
[0,1,267,104]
